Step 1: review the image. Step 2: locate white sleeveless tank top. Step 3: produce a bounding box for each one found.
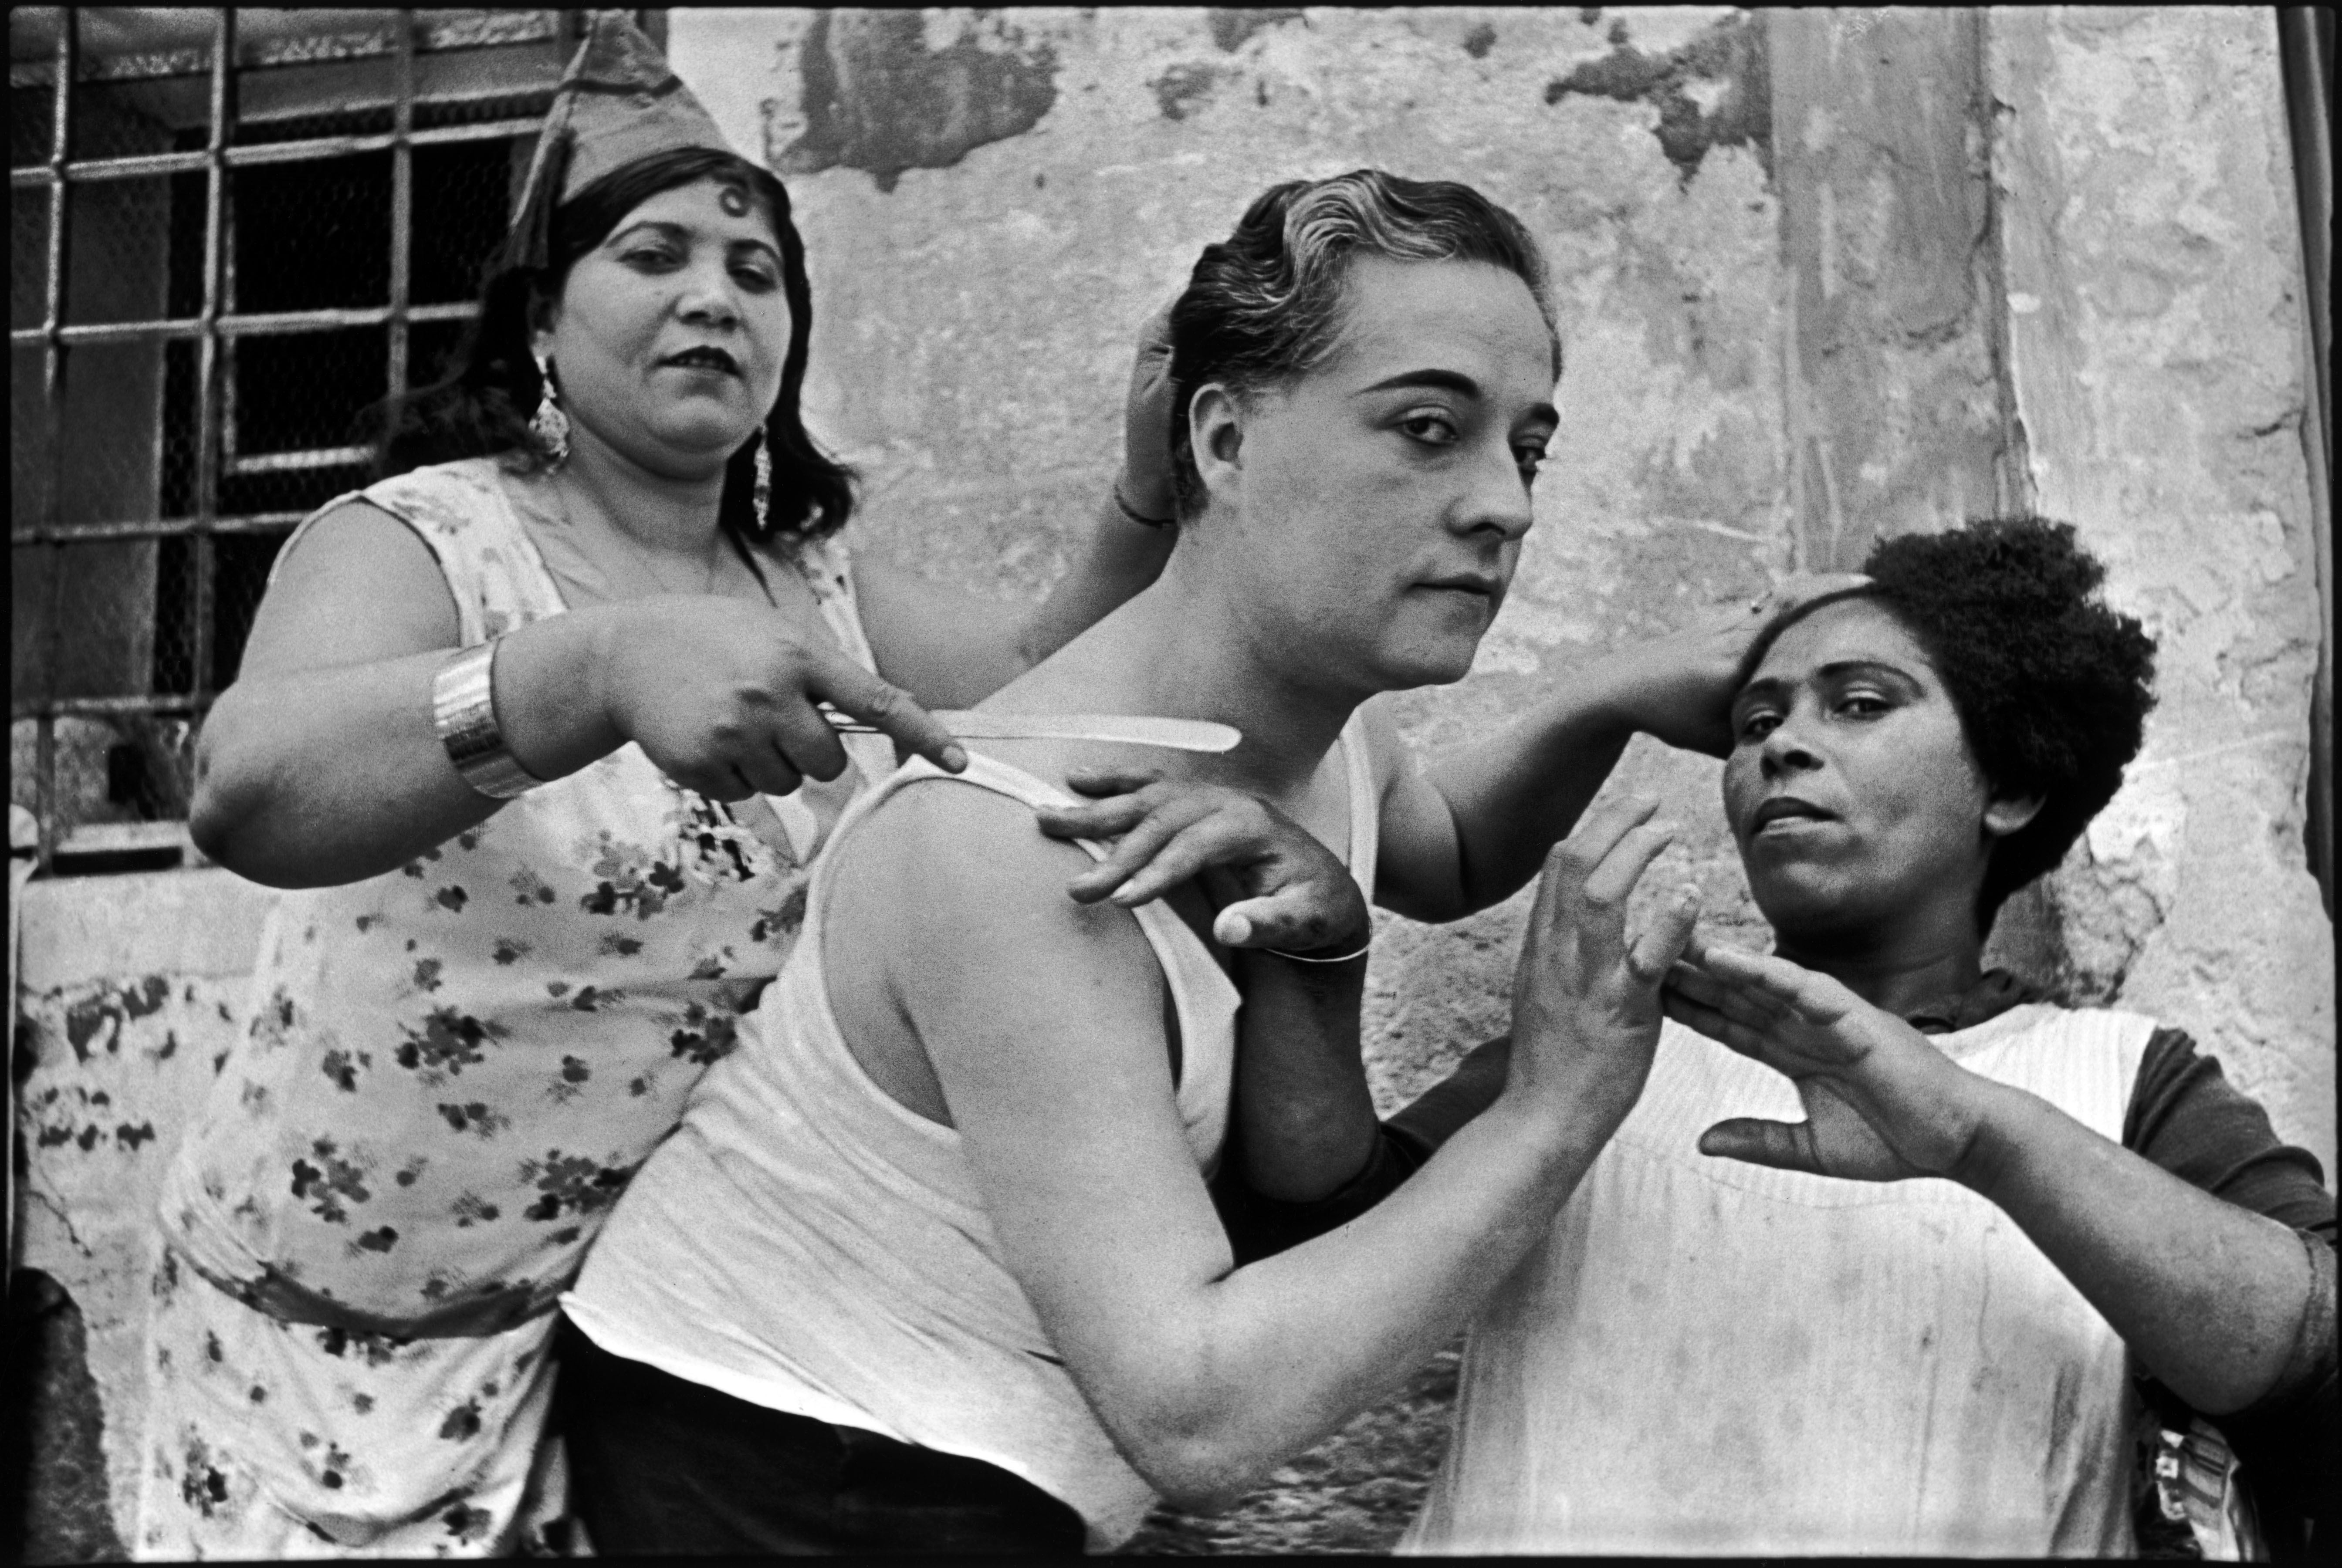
[1404,1003,2156,1558]
[567,716,1380,1550]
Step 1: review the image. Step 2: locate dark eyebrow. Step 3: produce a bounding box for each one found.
[1817,659,1923,686]
[1734,659,1926,714]
[610,219,779,261]
[1354,368,1559,427]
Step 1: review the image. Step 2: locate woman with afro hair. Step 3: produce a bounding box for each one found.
[1250,518,2332,1558]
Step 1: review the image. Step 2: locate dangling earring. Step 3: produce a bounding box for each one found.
[530,348,570,467]
[752,426,773,535]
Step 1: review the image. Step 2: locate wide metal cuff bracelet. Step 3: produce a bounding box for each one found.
[432,641,543,800]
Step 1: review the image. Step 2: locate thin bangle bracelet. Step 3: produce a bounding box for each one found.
[1265,938,1372,964]
[1113,484,1174,529]
[432,640,544,800]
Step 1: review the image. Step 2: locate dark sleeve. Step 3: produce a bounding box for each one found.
[1210,1033,1512,1264]
[2122,1027,2337,1553]
[1211,1123,1428,1266]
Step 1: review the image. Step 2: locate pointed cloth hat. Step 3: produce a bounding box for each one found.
[505,13,748,270]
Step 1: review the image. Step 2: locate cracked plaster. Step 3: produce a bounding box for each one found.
[14,6,2331,1552]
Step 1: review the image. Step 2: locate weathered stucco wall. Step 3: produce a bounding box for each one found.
[13,7,2332,1556]
[671,5,1800,1126]
[1986,5,2333,1165]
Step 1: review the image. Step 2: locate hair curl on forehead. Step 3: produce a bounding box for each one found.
[1165,169,1560,519]
[1747,517,2159,929]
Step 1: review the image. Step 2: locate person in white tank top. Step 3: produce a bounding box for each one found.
[558,169,1866,1554]
[1310,519,2334,1557]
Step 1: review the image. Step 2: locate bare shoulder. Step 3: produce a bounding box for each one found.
[274,497,446,581]
[838,773,1159,973]
[828,772,1168,1059]
[238,498,461,677]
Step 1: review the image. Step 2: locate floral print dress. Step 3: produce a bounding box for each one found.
[136,456,889,1558]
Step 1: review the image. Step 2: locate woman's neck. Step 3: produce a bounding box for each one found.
[559,422,728,556]
[1772,903,1987,1019]
[1003,537,1364,802]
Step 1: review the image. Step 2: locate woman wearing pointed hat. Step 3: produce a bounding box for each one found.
[139,15,1187,1557]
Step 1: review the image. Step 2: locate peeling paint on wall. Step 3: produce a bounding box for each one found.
[1770,8,2012,571]
[1544,10,1771,184]
[777,9,1058,194]
[1151,61,1230,123]
[1208,8,1304,55]
[14,5,2329,1554]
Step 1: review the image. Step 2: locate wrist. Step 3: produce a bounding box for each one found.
[496,609,624,779]
[432,642,542,799]
[1496,1026,1651,1147]
[1943,1075,2038,1196]
[1112,470,1175,528]
[1575,649,1668,740]
[573,605,634,754]
[1261,924,1372,965]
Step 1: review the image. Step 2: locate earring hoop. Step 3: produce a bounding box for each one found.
[530,349,571,467]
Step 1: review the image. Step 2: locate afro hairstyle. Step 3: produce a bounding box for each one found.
[1851,517,2158,926]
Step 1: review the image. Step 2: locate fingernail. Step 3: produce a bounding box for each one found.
[942,744,969,772]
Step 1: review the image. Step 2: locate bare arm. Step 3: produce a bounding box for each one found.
[852,299,1179,707]
[860,786,1691,1508]
[1667,943,2322,1415]
[1379,578,1869,923]
[1967,1090,2319,1414]
[191,501,961,888]
[1034,770,1379,1202]
[1376,681,1635,923]
[850,503,1173,710]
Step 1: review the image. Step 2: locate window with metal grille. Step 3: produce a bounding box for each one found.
[10,9,661,875]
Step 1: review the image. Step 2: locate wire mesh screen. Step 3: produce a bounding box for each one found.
[10,7,582,867]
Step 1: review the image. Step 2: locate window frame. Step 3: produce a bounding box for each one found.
[10,10,658,873]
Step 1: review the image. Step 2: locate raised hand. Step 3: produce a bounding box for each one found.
[1503,795,1701,1128]
[1115,297,1180,525]
[1591,574,1871,757]
[1035,767,1370,955]
[1662,941,1991,1181]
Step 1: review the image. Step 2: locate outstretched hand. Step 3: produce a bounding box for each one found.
[1662,941,1992,1181]
[1594,574,1872,757]
[1034,767,1371,955]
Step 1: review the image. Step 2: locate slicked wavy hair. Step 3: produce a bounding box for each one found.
[1165,169,1560,519]
[372,146,854,543]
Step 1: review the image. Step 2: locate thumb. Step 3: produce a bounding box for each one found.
[1212,888,1361,954]
[1625,885,1701,987]
[1697,1117,1823,1174]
